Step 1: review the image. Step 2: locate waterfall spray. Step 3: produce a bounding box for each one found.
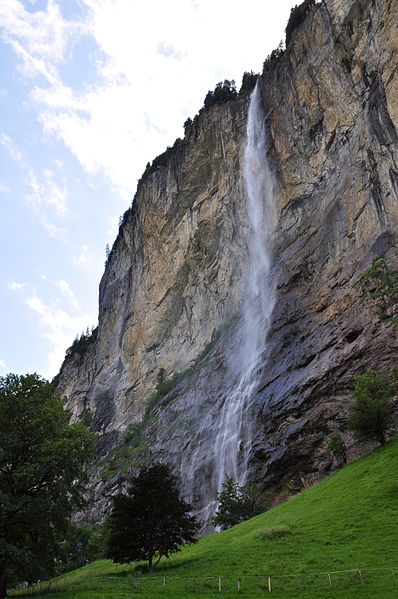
[214,80,276,491]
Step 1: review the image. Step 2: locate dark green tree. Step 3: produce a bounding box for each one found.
[328,435,347,463]
[212,477,262,530]
[285,0,316,46]
[348,369,395,446]
[106,464,199,570]
[203,80,237,110]
[0,373,93,598]
[239,71,258,96]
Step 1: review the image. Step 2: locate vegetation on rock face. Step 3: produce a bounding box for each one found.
[285,0,316,47]
[327,435,347,463]
[212,477,263,530]
[358,255,398,324]
[348,369,396,446]
[203,79,238,110]
[106,464,199,570]
[263,45,285,73]
[0,374,93,599]
[238,71,258,96]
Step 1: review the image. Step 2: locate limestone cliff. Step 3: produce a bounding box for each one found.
[56,0,398,526]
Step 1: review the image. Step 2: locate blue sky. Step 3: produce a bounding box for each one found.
[0,0,296,380]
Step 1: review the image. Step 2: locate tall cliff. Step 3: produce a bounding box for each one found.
[56,0,398,527]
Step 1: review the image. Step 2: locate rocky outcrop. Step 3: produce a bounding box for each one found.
[56,0,398,525]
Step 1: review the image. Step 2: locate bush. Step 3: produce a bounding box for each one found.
[328,435,347,463]
[258,525,291,541]
[285,0,316,46]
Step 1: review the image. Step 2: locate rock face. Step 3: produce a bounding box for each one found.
[56,0,398,527]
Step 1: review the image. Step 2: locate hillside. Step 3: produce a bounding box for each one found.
[12,439,398,598]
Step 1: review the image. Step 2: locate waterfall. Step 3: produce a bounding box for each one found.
[213,80,276,492]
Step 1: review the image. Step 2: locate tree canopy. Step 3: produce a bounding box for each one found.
[0,373,93,598]
[348,369,396,446]
[106,464,199,570]
[212,477,262,530]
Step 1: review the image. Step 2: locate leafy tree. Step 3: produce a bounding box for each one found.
[0,373,93,598]
[328,435,347,463]
[348,369,395,446]
[106,464,199,570]
[212,477,262,530]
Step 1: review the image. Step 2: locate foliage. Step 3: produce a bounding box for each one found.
[238,71,258,96]
[285,0,316,46]
[0,373,93,597]
[358,256,398,324]
[67,326,98,357]
[348,369,395,445]
[106,464,199,570]
[212,477,262,530]
[327,435,347,463]
[19,439,398,599]
[203,80,237,111]
[263,45,285,73]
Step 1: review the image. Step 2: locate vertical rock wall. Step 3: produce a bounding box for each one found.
[56,0,398,523]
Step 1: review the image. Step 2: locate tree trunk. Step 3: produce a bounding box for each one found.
[148,554,153,571]
[0,567,7,599]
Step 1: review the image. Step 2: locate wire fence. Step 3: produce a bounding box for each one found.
[11,565,398,597]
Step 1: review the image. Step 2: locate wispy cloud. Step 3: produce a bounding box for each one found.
[0,133,24,162]
[73,243,93,268]
[0,358,8,374]
[25,290,90,378]
[54,278,80,309]
[27,167,68,217]
[7,281,27,291]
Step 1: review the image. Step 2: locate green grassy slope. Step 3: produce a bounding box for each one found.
[11,439,398,598]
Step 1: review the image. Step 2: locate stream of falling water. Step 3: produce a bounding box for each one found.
[213,80,277,494]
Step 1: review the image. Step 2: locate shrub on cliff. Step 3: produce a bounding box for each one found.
[203,79,238,110]
[285,0,316,46]
[106,464,199,570]
[239,71,258,96]
[348,369,395,446]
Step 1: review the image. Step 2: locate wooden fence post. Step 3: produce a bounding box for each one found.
[328,573,333,588]
[218,576,222,592]
[268,576,272,592]
[163,576,166,586]
[358,570,364,586]
[237,578,241,593]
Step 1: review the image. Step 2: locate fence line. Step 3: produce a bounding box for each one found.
[12,565,398,596]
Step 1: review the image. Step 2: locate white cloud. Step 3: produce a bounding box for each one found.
[0,183,10,193]
[0,0,296,201]
[25,291,91,378]
[0,0,83,83]
[54,278,80,309]
[0,133,23,162]
[7,281,27,291]
[74,243,93,268]
[27,167,68,217]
